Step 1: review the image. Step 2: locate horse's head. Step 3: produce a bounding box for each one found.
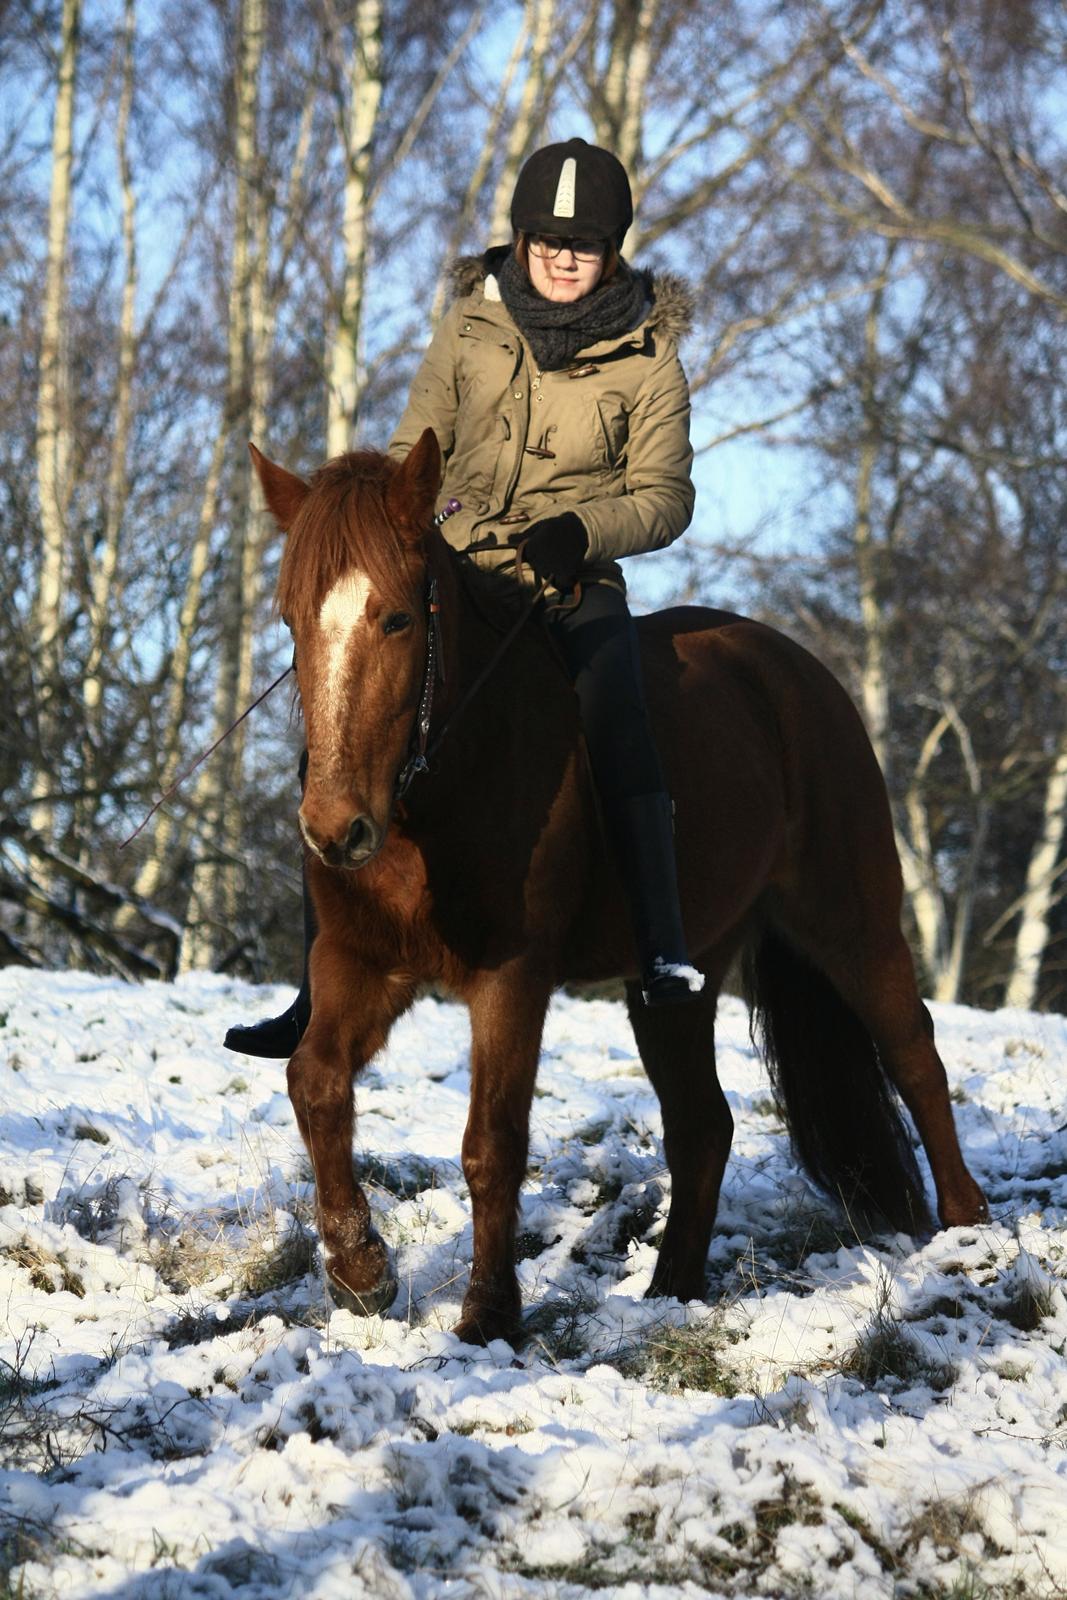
[253,430,442,868]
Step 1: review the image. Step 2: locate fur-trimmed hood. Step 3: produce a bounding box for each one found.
[447,248,694,345]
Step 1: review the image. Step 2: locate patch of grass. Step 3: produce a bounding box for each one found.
[240,1221,318,1296]
[69,1123,109,1145]
[152,1199,318,1299]
[355,1154,439,1200]
[841,1308,955,1392]
[0,1333,99,1475]
[838,1272,956,1393]
[833,1502,900,1574]
[151,1221,232,1292]
[746,1209,862,1282]
[905,1290,978,1324]
[751,1475,824,1547]
[449,1416,532,1438]
[904,1494,1010,1564]
[553,1478,806,1593]
[0,1239,85,1299]
[56,1175,133,1244]
[1003,1038,1045,1060]
[521,1289,598,1363]
[614,1316,745,1397]
[997,1279,1054,1333]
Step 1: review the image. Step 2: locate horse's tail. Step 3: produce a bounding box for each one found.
[742,925,931,1233]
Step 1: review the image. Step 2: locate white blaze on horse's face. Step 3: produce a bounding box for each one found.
[316,570,374,748]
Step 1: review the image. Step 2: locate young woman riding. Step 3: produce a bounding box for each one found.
[226,136,703,1057]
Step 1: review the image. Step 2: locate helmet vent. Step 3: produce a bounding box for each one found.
[552,157,577,219]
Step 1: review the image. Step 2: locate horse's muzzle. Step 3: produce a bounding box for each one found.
[299,806,383,869]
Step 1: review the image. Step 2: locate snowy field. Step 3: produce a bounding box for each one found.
[1,969,1066,1600]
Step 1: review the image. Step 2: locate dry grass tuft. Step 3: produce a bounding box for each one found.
[614,1314,746,1397]
[839,1273,955,1392]
[0,1238,85,1299]
[151,1206,318,1299]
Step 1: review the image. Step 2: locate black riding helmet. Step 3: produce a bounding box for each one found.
[510,137,633,248]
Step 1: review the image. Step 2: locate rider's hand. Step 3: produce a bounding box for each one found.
[509,513,588,588]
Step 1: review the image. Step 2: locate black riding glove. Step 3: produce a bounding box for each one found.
[509,512,588,588]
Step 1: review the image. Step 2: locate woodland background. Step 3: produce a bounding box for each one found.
[2,0,1065,1010]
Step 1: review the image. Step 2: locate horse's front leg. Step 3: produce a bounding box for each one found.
[454,962,552,1346]
[287,941,413,1316]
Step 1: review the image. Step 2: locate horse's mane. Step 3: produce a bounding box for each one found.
[276,452,417,626]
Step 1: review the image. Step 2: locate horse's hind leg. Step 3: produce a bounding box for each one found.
[783,903,988,1229]
[626,967,732,1302]
[843,936,988,1227]
[287,939,414,1315]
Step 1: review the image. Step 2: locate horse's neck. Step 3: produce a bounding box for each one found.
[440,561,578,779]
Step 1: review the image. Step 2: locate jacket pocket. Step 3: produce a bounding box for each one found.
[591,397,629,468]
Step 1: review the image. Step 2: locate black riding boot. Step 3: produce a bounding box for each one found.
[606,790,705,1007]
[224,867,316,1057]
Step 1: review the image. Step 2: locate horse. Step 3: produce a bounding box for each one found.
[253,429,988,1346]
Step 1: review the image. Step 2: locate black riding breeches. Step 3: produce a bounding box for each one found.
[541,582,666,801]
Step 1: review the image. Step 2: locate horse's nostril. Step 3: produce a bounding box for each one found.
[346,817,367,854]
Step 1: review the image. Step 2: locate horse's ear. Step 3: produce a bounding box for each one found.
[249,442,310,531]
[387,428,442,539]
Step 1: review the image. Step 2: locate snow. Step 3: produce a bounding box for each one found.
[1,968,1065,1598]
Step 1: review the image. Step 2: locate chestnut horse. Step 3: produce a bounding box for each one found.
[254,430,988,1345]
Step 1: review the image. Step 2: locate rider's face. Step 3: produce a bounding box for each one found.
[526,240,605,303]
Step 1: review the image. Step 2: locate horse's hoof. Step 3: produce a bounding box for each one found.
[452,1315,492,1347]
[452,1308,519,1347]
[327,1264,398,1318]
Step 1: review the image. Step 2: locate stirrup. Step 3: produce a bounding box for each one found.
[641,958,705,1008]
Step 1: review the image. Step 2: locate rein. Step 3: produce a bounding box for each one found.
[394,570,552,801]
[120,499,571,846]
[119,662,295,848]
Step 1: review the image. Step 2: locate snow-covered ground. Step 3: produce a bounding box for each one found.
[1,968,1065,1599]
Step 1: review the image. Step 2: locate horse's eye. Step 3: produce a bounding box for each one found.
[382,611,412,635]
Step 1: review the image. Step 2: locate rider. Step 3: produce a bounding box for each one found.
[226,137,702,1058]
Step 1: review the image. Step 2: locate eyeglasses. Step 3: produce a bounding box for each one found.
[527,233,607,263]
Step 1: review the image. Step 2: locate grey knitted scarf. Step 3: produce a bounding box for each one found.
[496,249,645,371]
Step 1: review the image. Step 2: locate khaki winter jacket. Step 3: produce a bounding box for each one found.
[388,256,695,590]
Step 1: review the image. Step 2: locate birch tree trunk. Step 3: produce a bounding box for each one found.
[129,6,317,937]
[180,0,265,971]
[1005,723,1067,1009]
[849,253,965,995]
[487,0,557,246]
[83,0,138,779]
[589,0,658,249]
[325,0,383,455]
[31,0,81,843]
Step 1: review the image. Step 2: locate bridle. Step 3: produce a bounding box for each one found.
[393,571,445,800]
[393,562,558,802]
[121,501,572,847]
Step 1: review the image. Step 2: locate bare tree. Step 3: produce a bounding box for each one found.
[31,0,82,846]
